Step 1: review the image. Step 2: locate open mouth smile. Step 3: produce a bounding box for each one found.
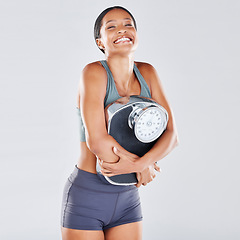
[114,36,133,44]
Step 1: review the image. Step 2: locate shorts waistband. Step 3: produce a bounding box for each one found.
[68,165,136,193]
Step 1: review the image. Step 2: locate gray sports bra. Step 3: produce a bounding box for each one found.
[77,60,152,142]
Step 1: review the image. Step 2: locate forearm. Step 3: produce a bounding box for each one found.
[99,129,179,176]
[138,129,179,169]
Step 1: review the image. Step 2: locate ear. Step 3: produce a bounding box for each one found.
[96,38,105,50]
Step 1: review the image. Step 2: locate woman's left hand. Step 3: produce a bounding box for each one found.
[98,147,144,176]
[135,162,161,187]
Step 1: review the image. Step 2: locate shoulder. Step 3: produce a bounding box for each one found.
[134,61,159,79]
[82,60,106,77]
[77,60,108,100]
[135,61,157,73]
[79,61,107,87]
[134,61,159,92]
[134,61,155,71]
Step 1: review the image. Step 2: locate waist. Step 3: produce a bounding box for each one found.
[77,142,97,173]
[69,165,137,193]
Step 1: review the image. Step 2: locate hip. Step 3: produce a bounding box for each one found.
[66,165,137,193]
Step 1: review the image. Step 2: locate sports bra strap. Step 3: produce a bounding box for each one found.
[100,60,151,108]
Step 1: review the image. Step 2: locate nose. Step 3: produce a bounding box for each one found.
[117,28,127,34]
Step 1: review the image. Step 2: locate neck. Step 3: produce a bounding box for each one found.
[105,54,135,89]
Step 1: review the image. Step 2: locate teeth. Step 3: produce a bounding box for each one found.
[115,37,131,43]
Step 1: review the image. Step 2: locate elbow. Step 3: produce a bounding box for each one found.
[86,137,101,155]
[86,133,109,155]
[175,137,180,147]
[173,132,180,148]
[165,118,179,148]
[166,128,179,148]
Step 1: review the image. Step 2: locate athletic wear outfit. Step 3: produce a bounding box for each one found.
[61,60,151,230]
[77,60,151,141]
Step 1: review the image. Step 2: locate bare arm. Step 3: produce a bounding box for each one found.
[100,63,179,175]
[79,62,139,163]
[137,63,179,167]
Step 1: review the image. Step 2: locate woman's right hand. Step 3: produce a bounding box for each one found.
[98,146,141,176]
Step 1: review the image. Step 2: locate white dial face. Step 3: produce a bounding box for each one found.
[135,107,164,142]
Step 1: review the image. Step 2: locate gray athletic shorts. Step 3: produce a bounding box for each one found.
[61,165,143,230]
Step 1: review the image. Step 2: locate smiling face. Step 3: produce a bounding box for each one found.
[96,8,138,56]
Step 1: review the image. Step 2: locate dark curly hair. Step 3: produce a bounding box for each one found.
[94,6,137,54]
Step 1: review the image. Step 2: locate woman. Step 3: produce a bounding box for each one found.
[61,6,179,240]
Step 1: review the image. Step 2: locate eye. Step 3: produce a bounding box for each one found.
[125,24,133,27]
[107,26,115,29]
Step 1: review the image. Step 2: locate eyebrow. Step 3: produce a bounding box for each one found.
[105,18,132,24]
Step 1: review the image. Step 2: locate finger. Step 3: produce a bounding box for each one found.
[97,157,103,165]
[99,164,111,172]
[148,177,153,183]
[136,174,142,188]
[136,182,142,188]
[136,183,141,188]
[100,169,112,174]
[114,146,139,159]
[101,161,115,171]
[113,147,121,156]
[101,166,120,175]
[154,163,161,172]
[150,174,155,181]
[136,173,142,188]
[146,179,152,184]
[100,170,115,177]
[102,173,115,177]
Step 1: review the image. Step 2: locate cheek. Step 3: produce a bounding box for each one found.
[133,30,138,38]
[129,29,137,40]
[101,31,113,43]
[99,29,108,42]
[105,35,116,46]
[133,33,138,44]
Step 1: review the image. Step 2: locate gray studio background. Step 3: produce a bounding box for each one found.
[1,0,239,239]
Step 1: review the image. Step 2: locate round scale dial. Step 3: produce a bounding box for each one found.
[134,107,165,143]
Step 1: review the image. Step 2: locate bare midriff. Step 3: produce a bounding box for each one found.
[77,142,98,174]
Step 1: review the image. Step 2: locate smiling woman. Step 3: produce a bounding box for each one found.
[94,6,137,54]
[95,9,138,57]
[61,5,179,240]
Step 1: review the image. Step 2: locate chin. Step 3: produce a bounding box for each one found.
[115,45,138,54]
[113,50,136,57]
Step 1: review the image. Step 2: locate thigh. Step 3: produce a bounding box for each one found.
[61,181,117,231]
[104,221,142,240]
[61,227,104,240]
